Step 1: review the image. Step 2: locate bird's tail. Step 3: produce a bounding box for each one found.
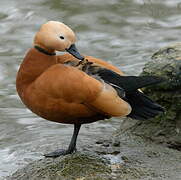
[94,68,165,120]
[96,68,164,93]
[125,91,164,120]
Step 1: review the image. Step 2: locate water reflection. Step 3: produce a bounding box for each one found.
[0,0,180,177]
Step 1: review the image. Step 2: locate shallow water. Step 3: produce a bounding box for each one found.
[0,0,181,178]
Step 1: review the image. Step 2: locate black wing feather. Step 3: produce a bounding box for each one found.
[93,68,164,120]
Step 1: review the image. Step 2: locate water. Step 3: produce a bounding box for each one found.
[0,0,180,177]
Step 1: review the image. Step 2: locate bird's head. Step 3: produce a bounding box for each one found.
[34,21,84,60]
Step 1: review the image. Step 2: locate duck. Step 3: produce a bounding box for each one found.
[16,21,164,158]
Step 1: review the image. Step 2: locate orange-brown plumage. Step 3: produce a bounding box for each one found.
[16,21,164,157]
[16,48,130,124]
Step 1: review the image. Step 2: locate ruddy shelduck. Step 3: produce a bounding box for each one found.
[16,21,164,157]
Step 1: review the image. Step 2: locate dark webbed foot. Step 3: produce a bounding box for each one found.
[44,148,76,158]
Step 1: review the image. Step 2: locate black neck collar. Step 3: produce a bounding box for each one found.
[34,45,56,56]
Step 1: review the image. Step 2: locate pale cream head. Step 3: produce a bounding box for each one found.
[34,21,76,52]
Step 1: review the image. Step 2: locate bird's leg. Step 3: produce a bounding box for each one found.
[66,123,81,153]
[44,124,81,158]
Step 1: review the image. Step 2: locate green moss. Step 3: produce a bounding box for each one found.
[55,153,111,179]
[9,153,112,180]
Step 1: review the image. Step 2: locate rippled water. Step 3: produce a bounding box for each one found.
[0,0,181,177]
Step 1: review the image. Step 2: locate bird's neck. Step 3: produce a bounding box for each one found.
[34,44,56,56]
[16,47,57,95]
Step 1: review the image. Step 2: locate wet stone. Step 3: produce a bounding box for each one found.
[7,152,112,180]
[141,43,181,90]
[125,43,181,148]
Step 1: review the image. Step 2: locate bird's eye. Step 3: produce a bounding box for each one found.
[59,36,65,39]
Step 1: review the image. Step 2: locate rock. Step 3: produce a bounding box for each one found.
[142,43,181,90]
[7,149,160,180]
[8,133,181,180]
[123,43,181,149]
[7,153,111,180]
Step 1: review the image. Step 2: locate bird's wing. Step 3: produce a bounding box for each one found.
[85,65,165,120]
[56,54,164,120]
[56,54,124,75]
[32,63,131,117]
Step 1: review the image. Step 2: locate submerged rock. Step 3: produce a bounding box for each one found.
[125,43,181,149]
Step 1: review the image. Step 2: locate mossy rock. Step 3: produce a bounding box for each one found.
[126,43,181,148]
[141,43,181,90]
[8,153,112,180]
[8,149,163,180]
[8,151,153,180]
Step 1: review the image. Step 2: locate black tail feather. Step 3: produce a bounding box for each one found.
[126,91,164,120]
[92,67,165,120]
[96,68,165,93]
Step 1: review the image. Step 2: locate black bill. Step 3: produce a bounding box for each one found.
[66,44,84,60]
